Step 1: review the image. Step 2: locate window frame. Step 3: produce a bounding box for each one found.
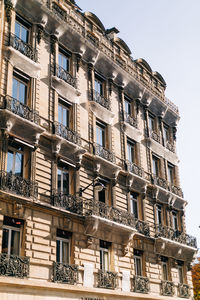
[156,204,162,225]
[96,121,106,148]
[100,240,110,272]
[94,75,104,96]
[152,155,160,177]
[58,48,71,72]
[57,166,70,195]
[167,163,175,185]
[7,143,24,177]
[15,15,31,44]
[58,98,71,128]
[127,139,136,164]
[134,250,143,276]
[130,192,138,219]
[12,71,29,105]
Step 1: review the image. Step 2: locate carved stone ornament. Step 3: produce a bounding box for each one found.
[5,0,13,24]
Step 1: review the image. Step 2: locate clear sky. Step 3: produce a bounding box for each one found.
[77,0,200,248]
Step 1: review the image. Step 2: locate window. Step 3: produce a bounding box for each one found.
[130,192,138,219]
[2,217,23,255]
[94,76,103,96]
[100,240,110,271]
[58,50,70,72]
[177,261,184,284]
[163,125,169,144]
[161,256,168,281]
[156,205,162,225]
[58,99,70,128]
[148,115,155,132]
[15,15,30,43]
[172,211,178,231]
[7,142,24,177]
[167,163,174,184]
[56,229,71,264]
[12,72,29,104]
[134,249,142,276]
[57,167,69,195]
[96,122,106,147]
[152,155,159,177]
[124,97,131,116]
[127,139,136,163]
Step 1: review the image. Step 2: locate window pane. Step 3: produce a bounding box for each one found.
[2,229,9,254]
[135,257,142,276]
[178,266,183,283]
[130,195,138,219]
[7,151,14,173]
[157,206,162,225]
[56,240,60,263]
[127,143,134,163]
[58,105,62,124]
[162,263,168,280]
[100,249,103,270]
[96,125,105,147]
[152,157,158,176]
[21,25,28,43]
[98,189,105,203]
[104,251,109,271]
[15,152,23,176]
[95,79,103,95]
[62,240,70,264]
[19,82,26,104]
[125,100,131,115]
[57,169,61,193]
[15,22,20,38]
[12,78,18,100]
[10,230,20,255]
[62,172,69,195]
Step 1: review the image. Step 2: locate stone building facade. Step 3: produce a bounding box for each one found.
[0,0,197,299]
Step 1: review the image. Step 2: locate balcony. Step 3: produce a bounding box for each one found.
[0,254,29,278]
[124,112,137,129]
[52,64,79,103]
[126,161,143,178]
[126,161,147,192]
[53,262,78,284]
[97,270,117,289]
[0,171,38,199]
[5,33,40,78]
[178,283,190,298]
[94,143,115,163]
[54,122,81,146]
[0,95,44,144]
[84,200,150,239]
[51,191,83,214]
[161,280,174,296]
[155,225,197,248]
[133,276,150,294]
[122,113,142,142]
[89,90,114,125]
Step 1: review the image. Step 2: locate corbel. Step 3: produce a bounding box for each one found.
[76,53,82,72]
[4,0,14,24]
[37,24,44,44]
[50,34,58,55]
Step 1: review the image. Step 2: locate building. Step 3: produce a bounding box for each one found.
[0,0,197,299]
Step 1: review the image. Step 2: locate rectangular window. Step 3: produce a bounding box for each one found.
[172,211,178,231]
[58,100,70,128]
[15,15,30,43]
[163,125,169,144]
[134,249,142,276]
[100,240,110,271]
[177,261,184,284]
[161,256,168,281]
[94,77,103,96]
[57,167,69,195]
[156,205,162,225]
[7,142,24,177]
[96,122,105,147]
[152,155,159,177]
[167,163,174,184]
[56,229,71,264]
[12,74,28,104]
[2,217,23,255]
[127,139,135,163]
[58,51,70,72]
[130,192,138,219]
[124,97,131,115]
[148,115,155,132]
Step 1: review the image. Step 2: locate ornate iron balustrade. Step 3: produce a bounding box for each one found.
[178,283,190,298]
[54,122,81,146]
[1,95,40,125]
[94,143,115,163]
[136,220,150,237]
[155,224,197,248]
[166,141,175,153]
[0,254,29,278]
[0,171,38,198]
[97,269,117,289]
[124,112,137,128]
[89,89,111,110]
[53,262,78,284]
[52,2,68,21]
[154,176,168,190]
[171,185,184,198]
[150,131,161,143]
[133,276,150,293]
[9,33,38,62]
[161,280,175,296]
[55,64,77,88]
[126,161,143,178]
[51,191,83,214]
[86,31,99,47]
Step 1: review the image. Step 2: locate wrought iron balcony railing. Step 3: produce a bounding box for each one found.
[171,184,184,198]
[52,2,68,21]
[133,276,150,293]
[161,280,175,296]
[94,143,116,163]
[126,161,143,178]
[97,269,117,289]
[89,89,111,110]
[9,33,38,62]
[55,64,77,88]
[152,176,168,190]
[51,191,83,214]
[0,254,29,278]
[0,171,38,198]
[53,262,78,284]
[1,95,40,125]
[149,130,161,144]
[178,283,190,298]
[84,200,150,236]
[54,122,81,146]
[86,31,99,47]
[166,141,175,153]
[155,224,197,248]
[124,112,137,128]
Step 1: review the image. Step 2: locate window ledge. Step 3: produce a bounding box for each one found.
[5,46,41,79]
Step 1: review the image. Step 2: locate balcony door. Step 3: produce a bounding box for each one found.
[57,167,69,195]
[56,229,71,264]
[2,217,23,256]
[12,75,28,105]
[7,143,24,177]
